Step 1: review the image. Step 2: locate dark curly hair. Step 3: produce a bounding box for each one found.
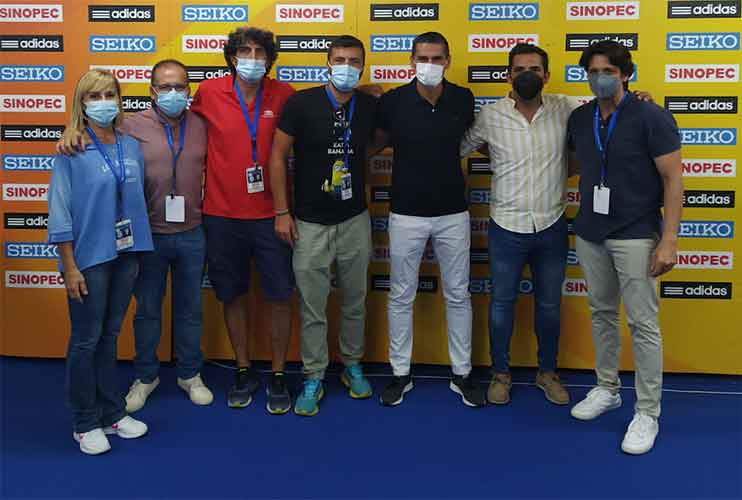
[223,27,277,76]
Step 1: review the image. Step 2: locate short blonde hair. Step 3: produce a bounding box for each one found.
[69,69,123,133]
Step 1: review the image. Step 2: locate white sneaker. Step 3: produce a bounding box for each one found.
[125,377,159,413]
[622,413,659,455]
[571,386,622,420]
[73,428,111,455]
[177,373,214,406]
[103,415,148,439]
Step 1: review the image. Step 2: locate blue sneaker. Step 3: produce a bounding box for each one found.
[341,364,373,399]
[294,379,324,416]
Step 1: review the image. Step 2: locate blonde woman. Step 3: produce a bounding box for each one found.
[48,69,154,455]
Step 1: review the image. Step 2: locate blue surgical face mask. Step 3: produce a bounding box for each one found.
[155,88,188,118]
[588,73,621,99]
[84,99,119,127]
[236,58,266,83]
[329,64,361,92]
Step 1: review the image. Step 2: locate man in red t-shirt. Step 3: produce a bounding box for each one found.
[190,27,295,414]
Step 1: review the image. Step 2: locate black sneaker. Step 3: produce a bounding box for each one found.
[380,375,414,406]
[227,368,260,408]
[450,374,486,408]
[266,372,291,415]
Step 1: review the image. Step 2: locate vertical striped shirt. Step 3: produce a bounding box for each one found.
[461,93,581,234]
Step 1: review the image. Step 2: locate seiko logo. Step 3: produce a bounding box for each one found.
[666,32,740,50]
[683,190,735,208]
[474,96,502,112]
[566,65,637,82]
[370,35,415,52]
[371,216,388,233]
[0,65,63,82]
[276,4,343,22]
[470,278,534,295]
[469,3,539,20]
[4,212,48,229]
[186,66,230,82]
[276,66,328,83]
[372,187,391,202]
[0,4,63,22]
[5,242,58,259]
[665,64,739,82]
[566,1,639,19]
[468,65,509,83]
[370,65,416,83]
[0,35,63,52]
[668,0,740,18]
[89,35,155,53]
[660,281,732,299]
[468,158,490,175]
[567,249,580,266]
[469,188,491,205]
[0,95,65,112]
[679,221,734,238]
[468,34,538,52]
[90,65,152,83]
[2,183,49,201]
[565,33,638,51]
[682,159,736,177]
[182,5,247,22]
[182,35,227,53]
[676,251,733,269]
[5,271,64,288]
[88,5,154,22]
[277,36,337,52]
[665,96,737,114]
[680,128,737,145]
[372,274,438,292]
[121,96,152,112]
[2,155,54,171]
[371,3,438,21]
[1,125,64,142]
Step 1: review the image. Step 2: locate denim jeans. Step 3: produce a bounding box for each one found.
[488,216,568,373]
[133,226,206,383]
[66,253,139,433]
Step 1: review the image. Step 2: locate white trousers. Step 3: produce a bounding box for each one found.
[387,211,472,376]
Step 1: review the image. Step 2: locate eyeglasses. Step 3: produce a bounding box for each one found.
[153,84,188,92]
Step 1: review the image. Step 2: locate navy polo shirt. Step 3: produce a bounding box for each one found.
[567,93,681,243]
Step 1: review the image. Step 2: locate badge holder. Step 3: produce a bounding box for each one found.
[115,219,134,251]
[246,164,265,194]
[165,194,186,222]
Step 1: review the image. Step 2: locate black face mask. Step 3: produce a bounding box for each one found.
[512,71,544,101]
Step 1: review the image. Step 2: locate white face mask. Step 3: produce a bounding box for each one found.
[415,62,444,87]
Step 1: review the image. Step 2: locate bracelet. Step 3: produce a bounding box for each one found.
[275,209,290,216]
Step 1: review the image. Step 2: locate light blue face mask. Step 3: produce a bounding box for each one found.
[155,89,188,118]
[329,64,361,92]
[588,73,622,99]
[84,100,119,127]
[236,58,266,83]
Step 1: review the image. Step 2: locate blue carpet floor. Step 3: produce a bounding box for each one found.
[1,356,740,499]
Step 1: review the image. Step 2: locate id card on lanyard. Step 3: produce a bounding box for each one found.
[160,111,187,223]
[86,126,134,251]
[234,79,264,194]
[592,93,628,215]
[323,85,355,201]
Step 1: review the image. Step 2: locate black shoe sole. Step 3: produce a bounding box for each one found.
[380,380,414,406]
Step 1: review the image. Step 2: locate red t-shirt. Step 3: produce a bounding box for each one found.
[191,75,294,220]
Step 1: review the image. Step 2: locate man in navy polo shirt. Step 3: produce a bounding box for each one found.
[566,41,683,455]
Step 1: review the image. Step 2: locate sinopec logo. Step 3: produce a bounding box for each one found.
[468,158,490,175]
[5,242,58,259]
[682,159,736,177]
[566,187,581,206]
[660,281,732,299]
[2,155,54,171]
[182,5,247,22]
[276,66,329,83]
[0,65,63,82]
[88,5,154,22]
[665,64,739,82]
[122,96,152,112]
[567,1,639,19]
[186,66,230,82]
[468,65,509,83]
[471,217,489,235]
[563,278,588,296]
[90,65,152,83]
[469,34,538,52]
[680,128,736,145]
[371,3,438,20]
[5,271,64,288]
[370,65,416,83]
[666,32,740,50]
[4,212,48,229]
[2,183,49,201]
[0,4,63,22]
[373,245,436,263]
[182,35,227,53]
[369,155,392,175]
[276,4,343,22]
[1,125,64,142]
[668,0,740,18]
[372,274,438,292]
[370,35,415,52]
[89,35,155,53]
[566,65,637,82]
[372,187,391,202]
[277,35,337,52]
[676,251,733,269]
[469,2,539,20]
[679,220,734,238]
[0,95,65,112]
[683,190,735,208]
[665,96,737,114]
[565,33,638,51]
[0,35,63,52]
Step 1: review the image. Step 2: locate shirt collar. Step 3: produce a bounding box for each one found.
[409,77,451,106]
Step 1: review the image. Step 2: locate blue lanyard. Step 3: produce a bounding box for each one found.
[325,84,356,167]
[593,93,628,186]
[234,78,262,166]
[157,109,187,195]
[86,126,126,218]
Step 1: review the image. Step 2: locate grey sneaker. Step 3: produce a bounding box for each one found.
[228,368,260,408]
[266,373,291,415]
